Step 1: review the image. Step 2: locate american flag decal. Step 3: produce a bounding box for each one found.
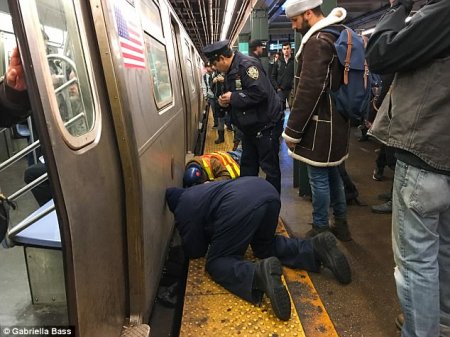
[114,1,146,69]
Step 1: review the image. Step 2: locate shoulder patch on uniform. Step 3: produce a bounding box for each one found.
[246,66,259,80]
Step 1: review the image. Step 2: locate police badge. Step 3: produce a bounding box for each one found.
[246,66,259,80]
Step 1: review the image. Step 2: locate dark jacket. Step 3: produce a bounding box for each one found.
[271,57,294,92]
[166,177,280,258]
[282,25,350,167]
[367,0,450,172]
[0,77,30,127]
[226,52,282,135]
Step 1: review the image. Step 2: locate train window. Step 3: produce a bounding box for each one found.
[35,0,97,146]
[140,0,163,38]
[144,33,173,109]
[184,42,196,93]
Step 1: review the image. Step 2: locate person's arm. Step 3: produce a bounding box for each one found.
[366,0,450,74]
[0,47,31,127]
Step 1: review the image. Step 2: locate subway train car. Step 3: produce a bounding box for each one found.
[1,0,207,335]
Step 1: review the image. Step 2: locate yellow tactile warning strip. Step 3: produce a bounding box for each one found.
[278,219,339,337]
[203,107,235,153]
[180,251,305,337]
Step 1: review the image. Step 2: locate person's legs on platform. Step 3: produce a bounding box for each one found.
[392,160,450,336]
[240,134,260,177]
[256,121,282,194]
[306,165,332,236]
[206,202,291,320]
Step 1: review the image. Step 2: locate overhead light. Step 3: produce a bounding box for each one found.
[220,0,237,40]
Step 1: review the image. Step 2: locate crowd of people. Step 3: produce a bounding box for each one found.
[2,0,449,335]
[175,0,450,335]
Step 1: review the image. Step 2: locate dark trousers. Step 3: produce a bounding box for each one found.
[240,118,283,193]
[376,145,396,171]
[205,200,319,304]
[24,163,52,206]
[209,98,218,126]
[277,90,290,112]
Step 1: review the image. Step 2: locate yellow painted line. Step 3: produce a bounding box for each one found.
[278,218,339,337]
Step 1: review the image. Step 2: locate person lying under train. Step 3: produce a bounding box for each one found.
[182,149,242,187]
[166,176,351,321]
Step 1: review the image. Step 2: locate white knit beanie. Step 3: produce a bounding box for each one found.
[285,0,323,18]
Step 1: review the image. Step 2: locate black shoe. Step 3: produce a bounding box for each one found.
[312,232,352,284]
[377,192,392,201]
[330,218,353,242]
[372,167,384,181]
[305,225,329,238]
[254,257,291,321]
[371,200,392,214]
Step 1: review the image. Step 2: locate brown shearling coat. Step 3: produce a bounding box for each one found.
[283,28,350,167]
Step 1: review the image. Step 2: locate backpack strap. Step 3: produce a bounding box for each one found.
[343,28,352,85]
[364,60,369,89]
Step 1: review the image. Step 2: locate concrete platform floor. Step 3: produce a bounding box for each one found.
[204,109,401,336]
[279,129,400,337]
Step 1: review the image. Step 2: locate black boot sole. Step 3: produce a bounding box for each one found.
[259,257,291,321]
[314,232,352,284]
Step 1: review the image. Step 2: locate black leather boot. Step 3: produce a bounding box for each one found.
[214,130,225,144]
[330,217,353,242]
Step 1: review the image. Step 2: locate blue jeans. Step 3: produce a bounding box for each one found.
[392,160,450,337]
[307,165,347,228]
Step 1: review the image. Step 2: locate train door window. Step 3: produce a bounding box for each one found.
[35,0,98,148]
[184,41,195,93]
[144,33,173,110]
[140,0,163,38]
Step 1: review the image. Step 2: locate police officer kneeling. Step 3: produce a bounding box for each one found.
[202,40,283,193]
[166,177,351,321]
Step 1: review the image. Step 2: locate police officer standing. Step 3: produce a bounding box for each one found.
[202,40,283,193]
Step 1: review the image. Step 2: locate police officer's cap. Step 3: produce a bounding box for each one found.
[202,40,230,61]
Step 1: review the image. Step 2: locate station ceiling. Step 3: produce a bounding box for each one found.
[168,0,426,53]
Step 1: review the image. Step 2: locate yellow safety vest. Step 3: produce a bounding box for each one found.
[201,151,240,180]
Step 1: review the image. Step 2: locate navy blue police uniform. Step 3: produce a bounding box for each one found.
[165,177,319,304]
[203,41,283,193]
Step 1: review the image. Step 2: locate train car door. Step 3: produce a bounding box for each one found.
[8,1,128,336]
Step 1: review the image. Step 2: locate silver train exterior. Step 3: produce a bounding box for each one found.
[6,0,206,335]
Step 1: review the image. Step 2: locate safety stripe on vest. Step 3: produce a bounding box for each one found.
[213,151,240,178]
[201,157,215,181]
[201,152,240,180]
